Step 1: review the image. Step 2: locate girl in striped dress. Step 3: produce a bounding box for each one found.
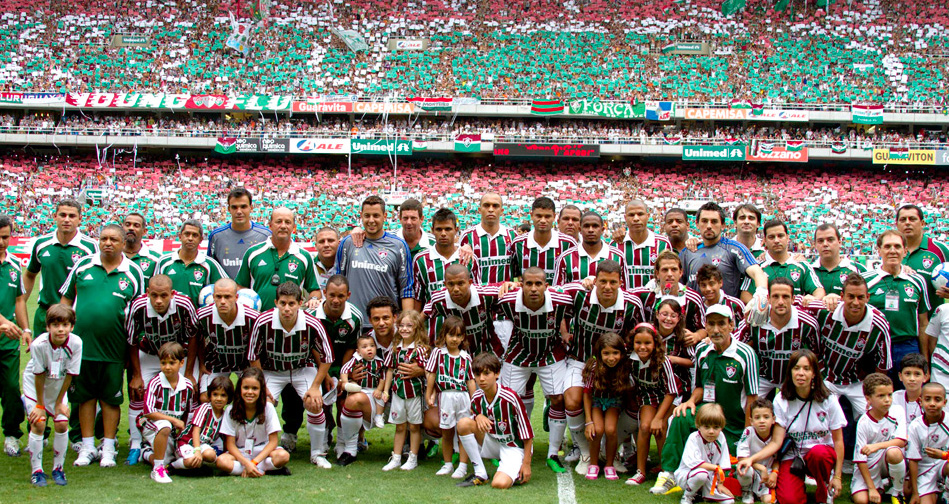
[582,332,633,481]
[654,298,695,400]
[172,375,233,470]
[381,310,430,472]
[426,316,477,478]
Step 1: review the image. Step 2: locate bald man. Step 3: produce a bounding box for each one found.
[611,200,673,289]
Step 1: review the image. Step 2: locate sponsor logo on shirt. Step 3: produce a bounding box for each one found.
[351,260,388,273]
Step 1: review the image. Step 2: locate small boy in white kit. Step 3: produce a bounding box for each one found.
[735,398,777,504]
[907,382,949,504]
[21,305,82,487]
[140,342,196,483]
[894,353,929,427]
[852,373,907,504]
[675,403,734,504]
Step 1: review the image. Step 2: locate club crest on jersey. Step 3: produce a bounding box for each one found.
[923,258,934,269]
[378,250,388,259]
[8,270,15,283]
[881,427,889,437]
[71,251,83,263]
[711,257,722,266]
[118,278,129,291]
[140,259,150,270]
[932,433,940,443]
[194,269,204,281]
[498,420,508,433]
[288,261,298,273]
[791,338,801,350]
[840,273,849,284]
[855,336,867,350]
[649,253,658,263]
[816,411,826,423]
[789,271,801,282]
[904,286,915,298]
[725,364,737,378]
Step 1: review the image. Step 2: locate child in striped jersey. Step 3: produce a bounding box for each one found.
[172,375,233,471]
[626,324,678,486]
[335,334,387,465]
[381,310,430,472]
[735,399,778,504]
[852,374,907,504]
[582,332,633,481]
[425,316,477,479]
[140,343,196,484]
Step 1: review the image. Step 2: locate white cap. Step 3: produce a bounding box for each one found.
[705,304,734,320]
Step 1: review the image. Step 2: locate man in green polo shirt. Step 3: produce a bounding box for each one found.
[650,304,759,495]
[60,224,145,468]
[897,204,949,316]
[155,219,227,308]
[235,207,321,311]
[24,199,98,334]
[122,212,163,282]
[0,215,29,456]
[811,223,866,296]
[741,219,825,301]
[863,229,930,380]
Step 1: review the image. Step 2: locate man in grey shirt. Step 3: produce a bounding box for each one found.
[336,195,414,316]
[207,187,271,279]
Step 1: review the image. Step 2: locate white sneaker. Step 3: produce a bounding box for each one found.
[281,433,297,452]
[382,453,401,471]
[564,445,581,463]
[575,454,591,476]
[150,465,172,483]
[310,452,332,469]
[804,476,817,486]
[74,448,98,466]
[680,492,695,504]
[373,415,385,429]
[741,490,754,504]
[4,436,19,457]
[71,441,83,454]
[99,447,117,467]
[451,464,468,479]
[436,462,454,475]
[613,458,628,474]
[400,453,418,471]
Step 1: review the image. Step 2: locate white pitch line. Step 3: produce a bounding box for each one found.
[557,470,578,504]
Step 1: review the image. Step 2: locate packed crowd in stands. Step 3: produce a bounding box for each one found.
[3,112,948,149]
[0,0,948,106]
[0,152,945,255]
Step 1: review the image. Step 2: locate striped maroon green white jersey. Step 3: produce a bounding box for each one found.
[707,291,747,329]
[508,231,577,283]
[423,284,504,357]
[413,248,481,307]
[805,303,892,386]
[425,347,474,393]
[384,342,428,399]
[195,303,259,373]
[340,354,385,390]
[126,293,197,356]
[140,373,196,433]
[248,309,333,372]
[470,385,533,448]
[496,288,574,367]
[552,243,629,287]
[179,402,224,446]
[663,333,696,396]
[611,231,672,289]
[631,283,707,333]
[630,354,680,406]
[561,283,645,362]
[460,224,518,284]
[738,305,822,385]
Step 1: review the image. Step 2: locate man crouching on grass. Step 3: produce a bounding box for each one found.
[455,353,533,489]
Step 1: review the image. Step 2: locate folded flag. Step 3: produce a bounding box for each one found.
[751,103,764,116]
[831,142,847,154]
[215,137,237,154]
[786,140,805,151]
[663,135,682,145]
[730,99,752,109]
[531,99,564,115]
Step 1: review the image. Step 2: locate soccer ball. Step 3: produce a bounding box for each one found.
[198,284,215,307]
[237,289,262,311]
[932,262,949,291]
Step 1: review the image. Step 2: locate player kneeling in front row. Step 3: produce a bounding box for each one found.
[140,342,196,483]
[216,368,290,477]
[455,352,533,489]
[171,375,234,471]
[852,373,906,504]
[22,305,82,487]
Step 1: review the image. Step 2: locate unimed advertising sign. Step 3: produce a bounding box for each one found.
[682,145,746,161]
[493,143,600,159]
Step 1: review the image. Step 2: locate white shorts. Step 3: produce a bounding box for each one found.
[178,439,224,460]
[494,320,514,351]
[389,395,423,425]
[916,460,948,498]
[143,419,178,461]
[21,372,69,422]
[564,359,585,390]
[851,447,905,494]
[825,381,866,417]
[200,372,232,394]
[737,467,770,498]
[238,444,287,461]
[500,360,566,397]
[932,368,949,390]
[263,368,318,402]
[757,377,777,399]
[480,435,525,481]
[358,387,385,430]
[675,466,734,501]
[139,351,162,388]
[438,390,471,429]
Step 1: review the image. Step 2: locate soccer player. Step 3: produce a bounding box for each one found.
[422,264,504,356]
[125,274,197,464]
[495,267,574,473]
[630,250,706,338]
[553,211,626,287]
[557,205,582,242]
[661,208,691,254]
[249,282,334,468]
[560,260,645,474]
[122,212,163,283]
[459,192,517,286]
[740,220,825,302]
[155,220,227,308]
[60,224,145,467]
[336,195,414,316]
[207,187,271,279]
[732,203,766,260]
[235,207,321,311]
[394,198,436,258]
[413,208,480,311]
[508,197,577,284]
[695,264,745,329]
[738,278,822,398]
[680,202,769,303]
[897,204,949,316]
[314,227,340,290]
[190,279,259,403]
[25,199,97,339]
[863,230,930,374]
[811,223,866,297]
[611,200,671,289]
[365,296,399,360]
[0,215,29,457]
